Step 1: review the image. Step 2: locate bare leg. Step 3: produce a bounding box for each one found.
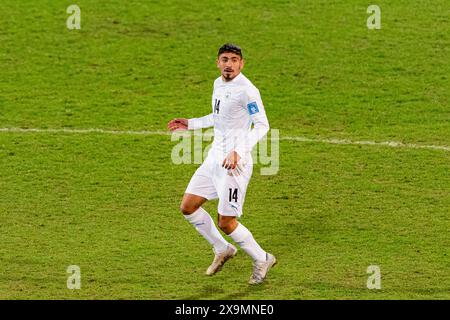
[217,215,238,235]
[180,193,208,215]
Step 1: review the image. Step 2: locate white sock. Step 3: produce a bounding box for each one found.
[229,223,267,262]
[184,207,229,254]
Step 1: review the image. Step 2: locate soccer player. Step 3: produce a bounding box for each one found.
[167,43,276,284]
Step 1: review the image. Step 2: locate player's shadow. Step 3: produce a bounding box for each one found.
[181,283,266,300]
[181,285,225,300]
[220,284,266,300]
[180,255,273,300]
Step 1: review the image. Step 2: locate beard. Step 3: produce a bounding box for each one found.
[222,70,237,81]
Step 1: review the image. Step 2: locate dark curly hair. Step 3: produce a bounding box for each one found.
[218,43,242,58]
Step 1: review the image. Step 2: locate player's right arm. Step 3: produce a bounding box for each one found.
[167,113,214,132]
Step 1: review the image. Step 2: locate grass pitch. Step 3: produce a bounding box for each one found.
[0,0,449,299]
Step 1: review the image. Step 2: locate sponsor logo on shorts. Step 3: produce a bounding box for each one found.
[229,203,239,209]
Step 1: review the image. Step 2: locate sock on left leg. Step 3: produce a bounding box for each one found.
[229,223,267,262]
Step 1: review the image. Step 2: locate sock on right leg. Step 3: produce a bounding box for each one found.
[184,207,229,254]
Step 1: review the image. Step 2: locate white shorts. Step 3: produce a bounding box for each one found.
[185,155,253,217]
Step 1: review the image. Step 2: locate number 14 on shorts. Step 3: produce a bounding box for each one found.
[229,188,238,202]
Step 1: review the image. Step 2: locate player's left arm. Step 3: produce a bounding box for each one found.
[235,87,269,157]
[222,87,270,170]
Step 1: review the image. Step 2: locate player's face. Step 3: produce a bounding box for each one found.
[217,52,244,81]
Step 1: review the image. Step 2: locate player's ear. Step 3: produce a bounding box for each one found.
[216,58,220,69]
[240,58,244,70]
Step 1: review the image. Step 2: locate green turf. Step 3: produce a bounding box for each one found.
[0,0,449,299]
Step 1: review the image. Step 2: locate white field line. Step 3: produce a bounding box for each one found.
[281,136,450,152]
[0,127,171,136]
[0,127,449,152]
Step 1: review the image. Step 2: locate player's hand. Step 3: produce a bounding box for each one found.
[222,151,241,170]
[167,118,188,131]
[227,161,245,176]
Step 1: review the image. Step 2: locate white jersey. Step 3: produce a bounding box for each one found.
[188,73,270,163]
